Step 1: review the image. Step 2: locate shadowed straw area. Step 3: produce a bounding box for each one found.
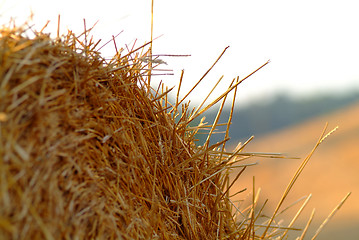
[0,23,243,239]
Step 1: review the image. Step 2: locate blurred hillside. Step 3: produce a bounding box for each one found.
[198,91,359,146]
[226,99,359,239]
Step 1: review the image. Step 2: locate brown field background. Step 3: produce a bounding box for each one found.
[229,101,359,239]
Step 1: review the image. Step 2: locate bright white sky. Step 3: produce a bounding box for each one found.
[1,0,359,106]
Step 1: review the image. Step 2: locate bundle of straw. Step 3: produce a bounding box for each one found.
[0,19,350,239]
[0,21,246,239]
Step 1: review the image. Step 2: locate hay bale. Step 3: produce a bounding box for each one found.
[0,23,239,239]
[1,20,348,240]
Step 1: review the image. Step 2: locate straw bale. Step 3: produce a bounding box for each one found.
[1,19,346,240]
[0,23,238,239]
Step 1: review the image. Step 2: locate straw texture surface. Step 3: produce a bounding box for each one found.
[0,23,237,239]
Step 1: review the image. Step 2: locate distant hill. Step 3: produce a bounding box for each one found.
[198,91,359,146]
[228,100,359,240]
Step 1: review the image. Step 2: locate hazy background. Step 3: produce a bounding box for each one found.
[1,1,358,239]
[1,0,359,106]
